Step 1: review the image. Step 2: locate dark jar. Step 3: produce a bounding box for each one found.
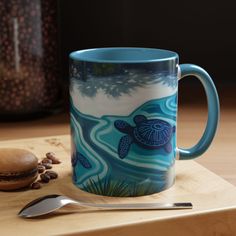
[0,0,61,119]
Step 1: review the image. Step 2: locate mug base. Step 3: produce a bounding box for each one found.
[72,166,175,197]
[72,180,175,197]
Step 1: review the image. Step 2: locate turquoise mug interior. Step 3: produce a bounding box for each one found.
[69,47,178,63]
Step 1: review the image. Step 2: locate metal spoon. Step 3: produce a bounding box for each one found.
[18,194,193,218]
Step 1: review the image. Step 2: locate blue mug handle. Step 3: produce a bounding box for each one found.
[178,64,220,160]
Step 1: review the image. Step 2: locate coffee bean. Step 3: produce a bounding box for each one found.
[45,170,58,179]
[40,173,50,183]
[37,164,46,173]
[31,181,41,189]
[42,158,52,164]
[52,159,61,164]
[42,163,52,169]
[45,152,61,164]
[46,152,56,159]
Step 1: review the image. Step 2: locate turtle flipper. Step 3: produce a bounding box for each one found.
[77,152,92,169]
[172,126,176,133]
[164,142,172,153]
[118,135,133,159]
[72,168,77,183]
[71,152,77,167]
[114,120,133,134]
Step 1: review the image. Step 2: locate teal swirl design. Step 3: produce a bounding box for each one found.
[71,93,177,196]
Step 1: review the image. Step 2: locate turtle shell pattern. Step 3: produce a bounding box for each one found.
[133,119,172,147]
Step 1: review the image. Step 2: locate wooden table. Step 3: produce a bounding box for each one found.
[0,103,235,235]
[1,135,236,236]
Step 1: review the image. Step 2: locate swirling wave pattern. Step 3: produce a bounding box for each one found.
[71,93,177,196]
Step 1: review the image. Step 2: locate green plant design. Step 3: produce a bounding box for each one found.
[81,175,162,197]
[82,175,129,197]
[128,181,164,197]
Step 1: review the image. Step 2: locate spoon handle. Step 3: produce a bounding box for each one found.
[77,202,193,210]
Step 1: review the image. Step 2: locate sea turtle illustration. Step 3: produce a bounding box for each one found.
[72,151,92,182]
[72,152,92,169]
[114,115,175,159]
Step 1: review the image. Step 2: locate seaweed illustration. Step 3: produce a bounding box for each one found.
[128,181,165,196]
[81,175,164,197]
[82,175,129,197]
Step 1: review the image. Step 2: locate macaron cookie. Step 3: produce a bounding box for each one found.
[0,148,38,191]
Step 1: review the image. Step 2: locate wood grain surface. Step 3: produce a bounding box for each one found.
[0,135,236,236]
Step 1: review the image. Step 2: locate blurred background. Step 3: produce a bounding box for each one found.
[0,0,235,132]
[60,0,235,106]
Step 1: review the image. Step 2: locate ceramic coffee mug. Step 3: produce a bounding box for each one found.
[69,47,219,197]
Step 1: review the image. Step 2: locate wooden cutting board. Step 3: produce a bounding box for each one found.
[0,135,236,236]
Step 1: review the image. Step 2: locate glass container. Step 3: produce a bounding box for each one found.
[0,0,61,119]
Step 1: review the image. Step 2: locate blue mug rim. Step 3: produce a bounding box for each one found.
[69,47,179,64]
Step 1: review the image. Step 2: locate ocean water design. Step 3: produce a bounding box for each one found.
[71,93,177,197]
